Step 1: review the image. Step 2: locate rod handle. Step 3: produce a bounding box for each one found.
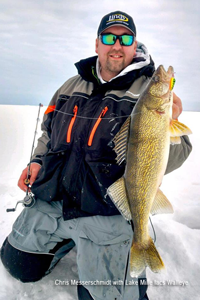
[6,208,15,212]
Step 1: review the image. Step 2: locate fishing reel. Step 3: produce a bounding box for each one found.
[6,193,36,212]
[7,174,36,212]
[6,171,36,212]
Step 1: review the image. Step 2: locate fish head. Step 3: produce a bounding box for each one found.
[145,65,174,116]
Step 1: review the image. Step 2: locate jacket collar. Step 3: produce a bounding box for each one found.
[96,42,152,84]
[75,42,155,95]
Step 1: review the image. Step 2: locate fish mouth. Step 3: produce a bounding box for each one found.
[167,66,174,76]
[150,65,175,98]
[159,65,174,78]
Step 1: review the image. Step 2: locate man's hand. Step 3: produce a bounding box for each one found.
[18,163,41,192]
[172,92,183,119]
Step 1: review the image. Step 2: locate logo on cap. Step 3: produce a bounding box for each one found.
[107,14,129,24]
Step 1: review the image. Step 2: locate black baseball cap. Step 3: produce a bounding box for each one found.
[97,11,136,36]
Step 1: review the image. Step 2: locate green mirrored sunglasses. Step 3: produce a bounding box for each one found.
[99,33,135,46]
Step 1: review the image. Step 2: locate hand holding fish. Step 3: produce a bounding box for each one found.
[172,92,183,119]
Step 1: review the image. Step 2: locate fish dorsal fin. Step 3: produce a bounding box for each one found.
[113,116,131,165]
[107,177,132,221]
[170,119,192,144]
[151,188,174,216]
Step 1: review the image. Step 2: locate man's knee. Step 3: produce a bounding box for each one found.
[0,237,54,283]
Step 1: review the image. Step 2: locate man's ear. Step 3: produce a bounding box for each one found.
[133,40,138,56]
[95,38,99,54]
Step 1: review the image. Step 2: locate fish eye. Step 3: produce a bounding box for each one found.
[153,75,160,82]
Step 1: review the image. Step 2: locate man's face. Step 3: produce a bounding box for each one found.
[95,26,137,81]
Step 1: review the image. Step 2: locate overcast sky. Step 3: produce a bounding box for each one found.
[0,0,200,111]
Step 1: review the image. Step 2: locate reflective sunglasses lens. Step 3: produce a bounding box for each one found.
[101,34,115,45]
[121,35,134,46]
[100,34,134,46]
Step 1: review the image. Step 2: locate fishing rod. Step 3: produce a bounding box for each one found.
[6,103,43,212]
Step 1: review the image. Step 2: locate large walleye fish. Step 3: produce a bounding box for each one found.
[107,65,192,277]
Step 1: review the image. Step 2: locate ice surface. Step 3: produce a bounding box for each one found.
[0,106,199,300]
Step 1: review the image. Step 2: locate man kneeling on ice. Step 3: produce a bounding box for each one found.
[0,11,192,300]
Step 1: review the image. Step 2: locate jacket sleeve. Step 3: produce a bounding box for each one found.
[165,135,192,174]
[30,89,60,165]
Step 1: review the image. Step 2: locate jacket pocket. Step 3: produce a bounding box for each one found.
[31,151,68,202]
[87,106,108,146]
[66,105,78,143]
[80,161,125,215]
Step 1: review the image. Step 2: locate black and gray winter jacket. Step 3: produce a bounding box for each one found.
[31,45,192,220]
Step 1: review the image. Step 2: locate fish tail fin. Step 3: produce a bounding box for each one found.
[130,237,164,277]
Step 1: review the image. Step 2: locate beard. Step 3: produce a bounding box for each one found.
[105,58,125,75]
[98,50,131,81]
[105,51,126,75]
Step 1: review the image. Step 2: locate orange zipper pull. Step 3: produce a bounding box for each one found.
[88,106,108,146]
[67,105,78,143]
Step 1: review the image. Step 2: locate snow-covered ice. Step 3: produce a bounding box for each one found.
[0,105,199,300]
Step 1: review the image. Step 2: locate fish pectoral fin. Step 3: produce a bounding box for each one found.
[113,116,131,165]
[169,120,192,145]
[151,188,174,216]
[130,237,165,277]
[107,177,132,221]
[170,136,181,144]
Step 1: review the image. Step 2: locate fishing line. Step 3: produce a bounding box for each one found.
[52,108,141,120]
[149,216,156,243]
[26,103,43,187]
